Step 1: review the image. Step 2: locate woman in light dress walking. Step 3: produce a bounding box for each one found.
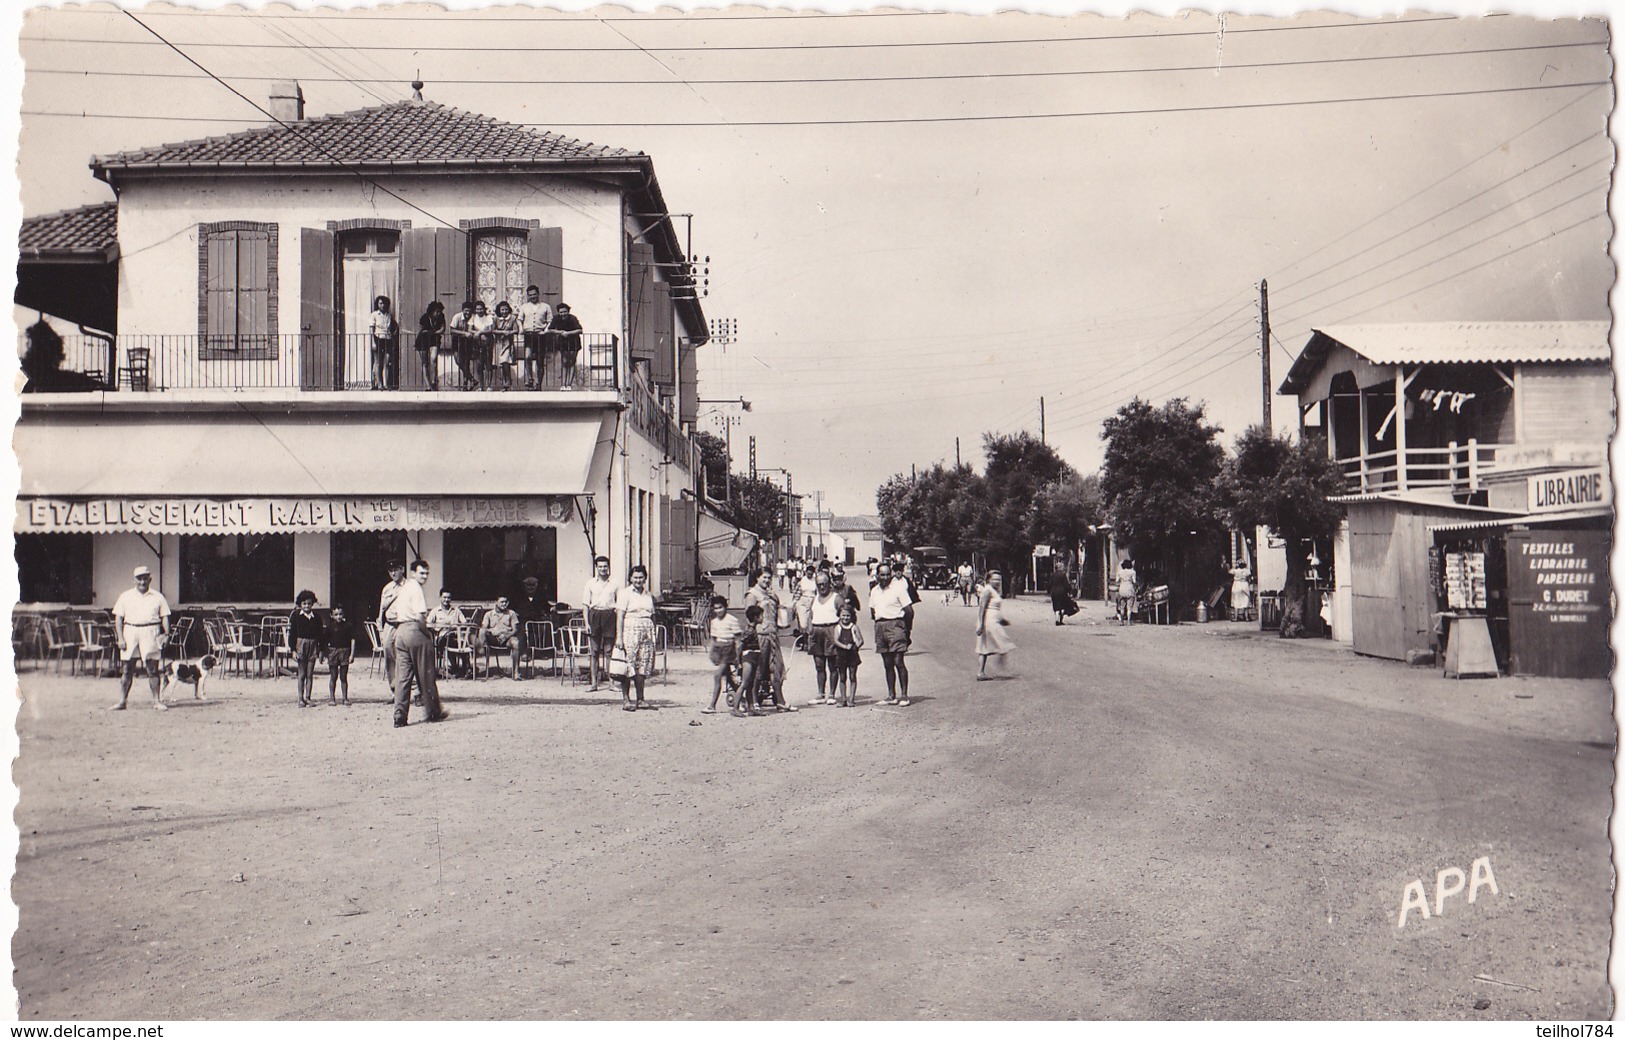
[975,570,1016,680]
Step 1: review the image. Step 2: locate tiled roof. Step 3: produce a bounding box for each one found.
[93,101,639,172]
[19,201,117,257]
[1282,321,1611,394]
[829,514,884,533]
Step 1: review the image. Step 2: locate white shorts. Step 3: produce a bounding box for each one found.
[121,625,163,661]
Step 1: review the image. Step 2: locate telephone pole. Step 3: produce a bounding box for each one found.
[955,436,961,468]
[1040,397,1046,445]
[1260,279,1272,433]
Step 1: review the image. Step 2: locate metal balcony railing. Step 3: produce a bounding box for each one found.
[35,333,620,393]
[628,369,697,472]
[1337,439,1506,493]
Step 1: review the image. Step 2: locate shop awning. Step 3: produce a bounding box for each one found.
[16,494,584,535]
[1429,505,1613,534]
[697,510,758,573]
[16,412,606,498]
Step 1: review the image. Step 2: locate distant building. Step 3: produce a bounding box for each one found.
[824,515,888,566]
[1280,321,1611,676]
[15,86,708,619]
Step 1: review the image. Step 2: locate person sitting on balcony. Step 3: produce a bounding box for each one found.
[413,301,446,390]
[369,295,399,391]
[517,284,552,389]
[490,300,521,391]
[447,300,479,390]
[479,595,524,680]
[469,300,494,391]
[550,302,584,389]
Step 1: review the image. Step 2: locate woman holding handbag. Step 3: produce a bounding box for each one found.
[975,570,1017,680]
[613,564,658,711]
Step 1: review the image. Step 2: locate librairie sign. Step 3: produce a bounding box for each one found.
[1527,468,1609,513]
[16,496,576,534]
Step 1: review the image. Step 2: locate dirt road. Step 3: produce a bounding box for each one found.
[12,594,1613,1019]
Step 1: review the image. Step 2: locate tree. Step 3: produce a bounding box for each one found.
[1100,397,1225,609]
[729,474,790,545]
[1032,472,1104,552]
[1217,426,1346,638]
[692,431,730,501]
[967,433,1075,587]
[876,464,983,558]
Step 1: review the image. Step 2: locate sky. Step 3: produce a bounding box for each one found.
[8,1,1616,521]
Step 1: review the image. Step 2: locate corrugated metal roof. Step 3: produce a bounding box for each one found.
[1281,321,1611,395]
[19,202,117,257]
[1329,490,1514,513]
[93,100,637,174]
[1429,505,1612,533]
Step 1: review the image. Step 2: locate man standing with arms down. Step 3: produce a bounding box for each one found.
[390,560,449,728]
[110,565,170,711]
[581,555,619,691]
[377,560,407,698]
[517,284,552,389]
[869,561,915,708]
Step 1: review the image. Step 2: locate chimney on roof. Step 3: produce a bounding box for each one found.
[411,78,425,103]
[269,81,305,122]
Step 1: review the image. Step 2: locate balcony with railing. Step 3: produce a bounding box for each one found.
[1336,439,1506,494]
[29,333,620,394]
[627,369,696,472]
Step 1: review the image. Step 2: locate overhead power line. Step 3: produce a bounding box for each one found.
[23,78,1608,129]
[16,15,1490,52]
[26,40,1602,87]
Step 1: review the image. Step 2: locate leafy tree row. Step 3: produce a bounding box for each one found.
[874,399,1345,635]
[693,430,790,543]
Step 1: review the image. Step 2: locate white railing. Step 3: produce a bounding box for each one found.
[1337,439,1506,493]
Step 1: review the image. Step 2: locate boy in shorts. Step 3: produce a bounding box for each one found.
[702,596,744,715]
[738,604,766,714]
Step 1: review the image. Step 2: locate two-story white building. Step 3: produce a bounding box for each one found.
[15,84,706,620]
[1279,321,1612,676]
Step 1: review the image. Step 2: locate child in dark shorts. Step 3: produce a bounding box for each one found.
[326,605,355,705]
[832,603,864,707]
[739,604,765,712]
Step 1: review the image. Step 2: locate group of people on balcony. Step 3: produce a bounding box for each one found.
[367,286,584,391]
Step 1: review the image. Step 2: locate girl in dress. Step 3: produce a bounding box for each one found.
[490,300,521,390]
[975,570,1016,680]
[832,603,864,707]
[468,300,494,390]
[614,564,658,711]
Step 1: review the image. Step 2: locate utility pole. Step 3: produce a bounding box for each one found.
[955,436,960,468]
[1260,279,1272,433]
[1040,397,1046,445]
[749,435,757,480]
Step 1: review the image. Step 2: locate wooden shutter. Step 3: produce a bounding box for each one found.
[679,340,697,424]
[528,226,563,310]
[299,227,335,389]
[398,227,438,390]
[651,280,674,390]
[434,227,468,311]
[628,241,656,372]
[239,229,270,350]
[205,230,238,349]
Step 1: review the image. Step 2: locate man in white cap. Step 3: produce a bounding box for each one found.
[111,565,171,711]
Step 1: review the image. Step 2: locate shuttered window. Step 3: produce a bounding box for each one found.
[198,221,278,359]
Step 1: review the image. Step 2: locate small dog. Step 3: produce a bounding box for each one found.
[941,591,954,606]
[160,654,218,701]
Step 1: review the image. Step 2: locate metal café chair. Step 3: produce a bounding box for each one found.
[555,624,590,686]
[165,615,195,661]
[524,620,557,679]
[39,618,77,674]
[362,621,388,678]
[220,620,260,678]
[442,624,476,680]
[260,616,294,677]
[75,620,115,676]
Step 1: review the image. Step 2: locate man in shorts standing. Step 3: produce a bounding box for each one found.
[110,565,171,711]
[581,555,619,691]
[517,284,552,389]
[869,561,915,707]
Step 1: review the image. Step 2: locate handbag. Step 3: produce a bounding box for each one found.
[608,647,630,678]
